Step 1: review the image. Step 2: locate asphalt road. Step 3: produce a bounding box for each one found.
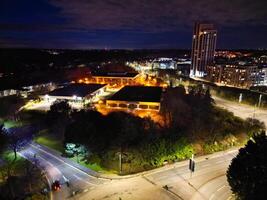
[19,143,109,200]
[19,142,238,200]
[76,149,238,200]
[144,149,237,200]
[214,96,267,126]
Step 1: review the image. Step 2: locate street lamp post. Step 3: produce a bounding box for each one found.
[239,93,243,103]
[258,94,262,107]
[119,152,122,174]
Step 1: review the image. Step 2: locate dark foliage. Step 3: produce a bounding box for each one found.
[227,131,267,200]
[46,100,72,138]
[0,124,8,154]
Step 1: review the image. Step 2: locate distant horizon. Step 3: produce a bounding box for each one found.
[1,47,267,51]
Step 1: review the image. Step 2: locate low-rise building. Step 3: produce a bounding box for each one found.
[106,86,163,111]
[0,81,58,98]
[41,83,107,103]
[22,82,56,93]
[90,72,140,87]
[0,88,19,97]
[152,58,177,70]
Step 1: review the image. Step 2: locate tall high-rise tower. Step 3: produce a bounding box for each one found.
[190,23,217,77]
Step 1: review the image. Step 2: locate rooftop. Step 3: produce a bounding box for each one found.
[48,83,106,97]
[92,71,139,78]
[109,86,162,102]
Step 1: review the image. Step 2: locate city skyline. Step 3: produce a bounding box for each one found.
[1,0,267,49]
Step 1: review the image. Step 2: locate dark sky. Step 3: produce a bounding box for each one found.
[0,0,267,49]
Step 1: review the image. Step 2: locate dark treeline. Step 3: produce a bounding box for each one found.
[0,48,190,74]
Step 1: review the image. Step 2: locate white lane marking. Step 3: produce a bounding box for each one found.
[227,195,233,200]
[29,144,101,180]
[209,193,215,200]
[62,175,68,182]
[73,174,98,186]
[18,152,54,200]
[217,185,226,191]
[37,155,63,177]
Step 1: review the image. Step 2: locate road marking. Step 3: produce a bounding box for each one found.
[62,175,68,182]
[73,174,98,186]
[227,195,233,200]
[18,152,54,200]
[217,185,226,191]
[29,143,103,181]
[209,194,215,200]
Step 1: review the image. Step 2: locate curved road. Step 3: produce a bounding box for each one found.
[76,149,238,200]
[20,142,238,200]
[19,143,110,200]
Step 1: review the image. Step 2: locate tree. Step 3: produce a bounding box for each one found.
[227,131,267,200]
[65,143,88,163]
[6,128,32,160]
[0,124,8,154]
[0,95,25,119]
[49,100,71,115]
[47,100,72,138]
[161,86,191,129]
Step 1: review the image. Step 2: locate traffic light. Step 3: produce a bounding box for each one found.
[189,159,193,170]
[191,160,195,172]
[189,159,195,172]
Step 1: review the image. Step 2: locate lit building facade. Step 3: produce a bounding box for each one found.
[207,64,266,88]
[41,83,107,103]
[90,72,140,87]
[106,86,162,111]
[256,67,267,86]
[190,23,217,77]
[152,58,177,70]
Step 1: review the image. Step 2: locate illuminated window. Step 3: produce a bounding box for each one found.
[128,104,137,109]
[119,103,127,108]
[149,105,159,110]
[139,105,148,109]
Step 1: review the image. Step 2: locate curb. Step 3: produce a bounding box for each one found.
[31,142,239,181]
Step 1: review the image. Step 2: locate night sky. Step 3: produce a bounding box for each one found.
[0,0,267,49]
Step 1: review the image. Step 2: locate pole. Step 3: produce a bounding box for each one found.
[253,104,256,119]
[190,154,194,178]
[239,93,243,103]
[258,94,262,107]
[119,152,122,174]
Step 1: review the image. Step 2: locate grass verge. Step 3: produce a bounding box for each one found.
[34,129,64,153]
